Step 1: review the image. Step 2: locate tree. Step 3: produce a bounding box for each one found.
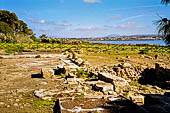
[0,10,33,35]
[155,0,170,45]
[0,21,13,35]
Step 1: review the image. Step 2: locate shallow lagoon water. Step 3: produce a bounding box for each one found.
[87,40,166,46]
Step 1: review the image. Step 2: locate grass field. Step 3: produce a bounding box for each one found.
[0,42,170,55]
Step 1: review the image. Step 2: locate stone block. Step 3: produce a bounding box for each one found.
[41,68,54,79]
[98,72,130,93]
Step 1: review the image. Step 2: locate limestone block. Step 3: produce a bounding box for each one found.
[41,68,54,79]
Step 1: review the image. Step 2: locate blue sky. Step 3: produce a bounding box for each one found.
[1,0,170,38]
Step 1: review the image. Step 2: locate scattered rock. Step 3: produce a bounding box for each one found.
[7,105,10,108]
[15,99,20,102]
[120,63,132,68]
[14,103,19,107]
[0,102,5,105]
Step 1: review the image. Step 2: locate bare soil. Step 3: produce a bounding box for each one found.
[0,54,62,113]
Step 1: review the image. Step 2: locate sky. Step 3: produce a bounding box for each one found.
[1,0,170,38]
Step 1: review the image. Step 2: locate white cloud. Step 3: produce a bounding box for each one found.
[127,22,136,25]
[111,5,162,11]
[84,0,100,3]
[56,24,72,27]
[119,15,145,22]
[26,18,46,24]
[74,26,104,31]
[104,22,144,29]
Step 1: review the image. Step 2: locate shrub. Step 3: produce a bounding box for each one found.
[60,73,68,78]
[139,49,149,54]
[77,70,90,78]
[5,49,15,54]
[77,70,95,79]
[35,55,41,58]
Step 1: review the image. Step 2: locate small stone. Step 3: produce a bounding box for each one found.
[7,105,10,108]
[39,81,48,85]
[126,56,130,59]
[16,99,20,102]
[121,63,132,68]
[14,103,19,107]
[83,86,89,91]
[0,102,5,105]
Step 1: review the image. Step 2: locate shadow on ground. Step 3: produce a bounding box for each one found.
[142,94,170,113]
[31,73,43,78]
[138,67,170,89]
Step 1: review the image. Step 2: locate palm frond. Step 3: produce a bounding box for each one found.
[155,18,170,45]
[161,0,170,5]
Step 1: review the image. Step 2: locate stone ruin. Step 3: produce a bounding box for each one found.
[39,51,170,113]
[139,62,170,89]
[54,96,148,113]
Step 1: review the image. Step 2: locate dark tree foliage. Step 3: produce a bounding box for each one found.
[0,21,13,35]
[155,0,170,45]
[0,10,33,35]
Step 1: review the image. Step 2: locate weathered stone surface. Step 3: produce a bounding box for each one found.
[34,89,58,100]
[74,58,84,65]
[98,72,130,93]
[93,81,114,92]
[54,96,148,113]
[129,93,144,105]
[41,68,54,79]
[67,78,85,84]
[85,80,106,86]
[120,63,132,68]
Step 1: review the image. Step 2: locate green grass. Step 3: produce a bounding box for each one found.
[0,43,169,55]
[76,94,85,97]
[130,81,142,87]
[31,100,55,107]
[60,73,68,78]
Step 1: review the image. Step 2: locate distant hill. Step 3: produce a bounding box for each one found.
[106,34,159,38]
[106,34,121,37]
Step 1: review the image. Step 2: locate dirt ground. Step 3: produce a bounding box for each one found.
[0,52,169,113]
[81,52,170,68]
[0,54,63,113]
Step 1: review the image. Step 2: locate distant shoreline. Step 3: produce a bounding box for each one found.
[83,39,163,41]
[86,40,166,46]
